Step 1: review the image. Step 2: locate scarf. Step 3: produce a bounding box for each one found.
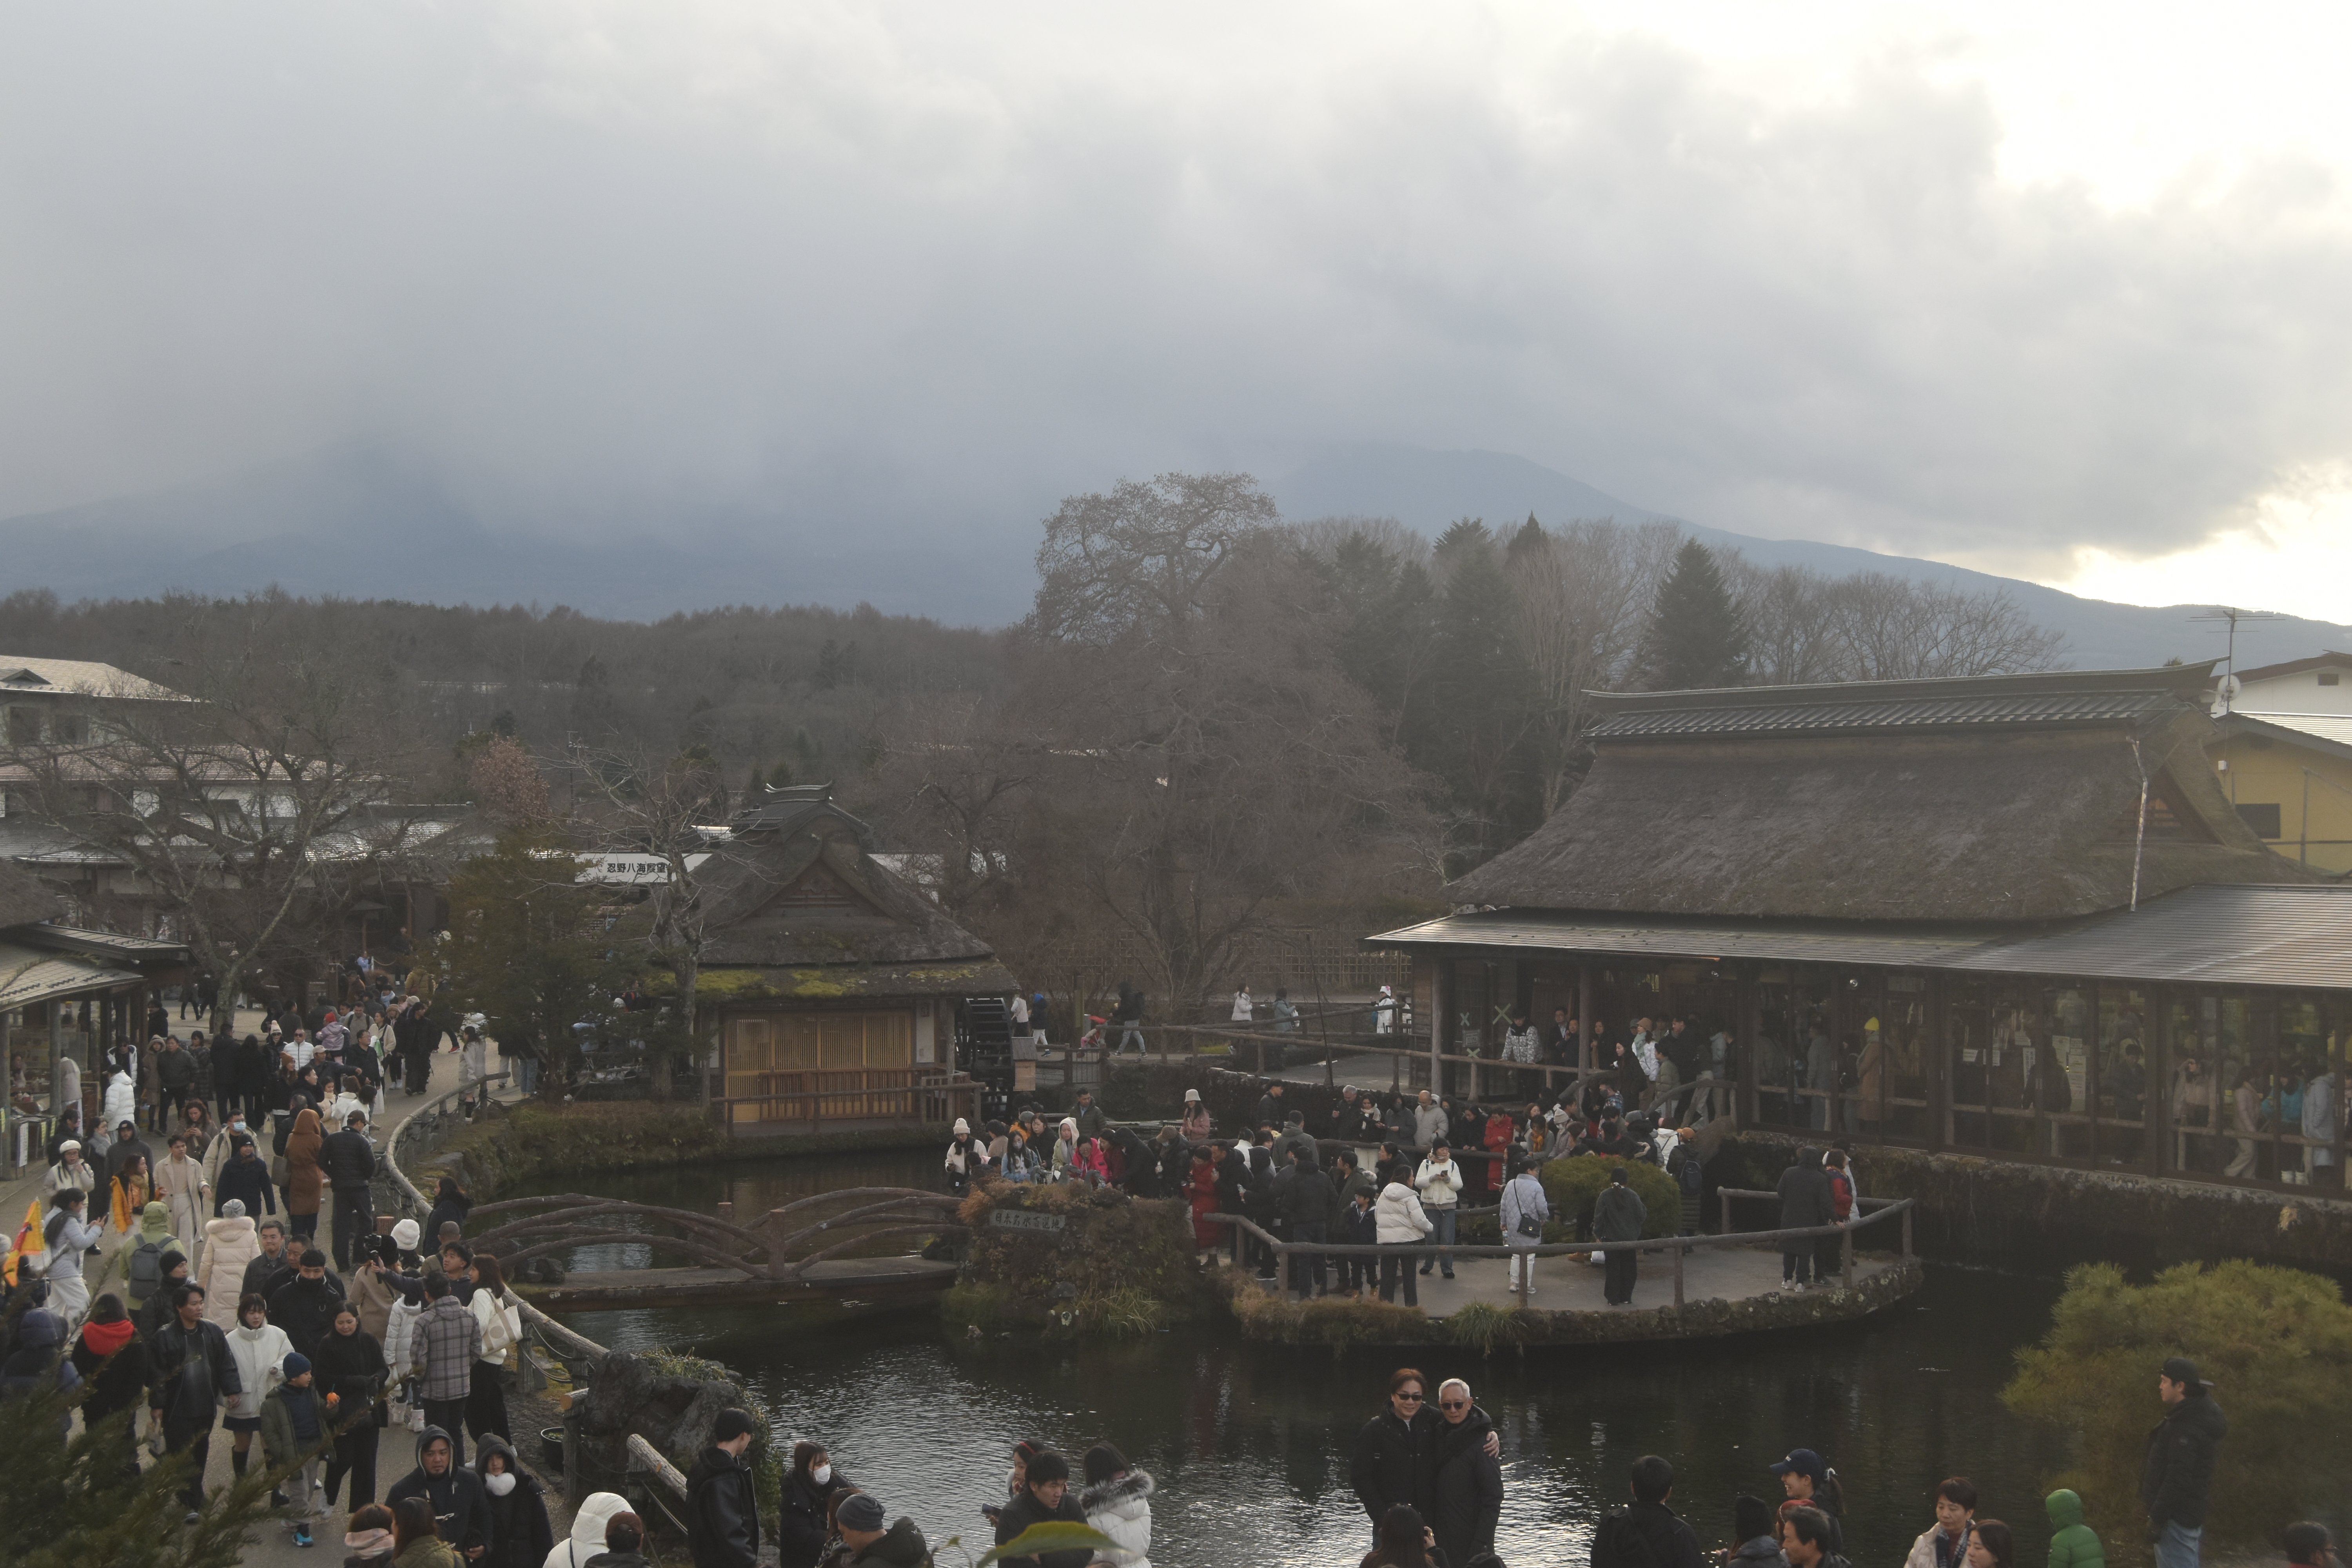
[345,1530,394,1559]
[81,1317,138,1357]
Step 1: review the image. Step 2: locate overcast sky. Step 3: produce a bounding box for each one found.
[4,3,2350,617]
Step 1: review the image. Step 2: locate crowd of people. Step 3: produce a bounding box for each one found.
[944,1068,1840,1307]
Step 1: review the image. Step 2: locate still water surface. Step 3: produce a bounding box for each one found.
[521,1156,2076,1568]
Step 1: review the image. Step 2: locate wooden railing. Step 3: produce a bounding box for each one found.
[715,1066,979,1130]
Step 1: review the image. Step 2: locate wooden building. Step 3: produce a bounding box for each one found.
[695,786,1005,1137]
[1370,664,2352,1190]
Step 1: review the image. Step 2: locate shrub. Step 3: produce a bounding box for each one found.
[1539,1156,1679,1239]
[2003,1260,2352,1565]
[1448,1300,1524,1356]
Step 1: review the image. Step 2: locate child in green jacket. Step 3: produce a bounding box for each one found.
[2046,1490,2105,1568]
[260,1352,329,1545]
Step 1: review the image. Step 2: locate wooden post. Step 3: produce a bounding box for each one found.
[1719,1188,1732,1236]
[715,1201,733,1223]
[1672,1241,1684,1310]
[1840,1225,1854,1289]
[1901,1204,1912,1260]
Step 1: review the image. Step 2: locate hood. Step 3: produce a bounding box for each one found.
[571,1493,632,1552]
[1376,1182,1417,1208]
[414,1424,459,1469]
[2167,1392,2229,1442]
[474,1432,521,1478]
[1731,1539,1787,1565]
[206,1215,257,1244]
[1078,1469,1155,1514]
[141,1203,176,1241]
[850,1518,930,1568]
[12,1310,65,1351]
[1795,1147,1820,1165]
[2046,1491,2083,1530]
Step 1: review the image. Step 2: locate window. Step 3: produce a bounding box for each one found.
[2237,802,2283,838]
[5,708,37,745]
[2321,673,2341,687]
[48,713,87,744]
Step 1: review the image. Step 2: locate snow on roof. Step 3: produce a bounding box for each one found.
[0,657,190,702]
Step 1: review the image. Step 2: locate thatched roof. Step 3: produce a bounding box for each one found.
[696,793,1001,974]
[1452,666,2307,923]
[0,859,64,931]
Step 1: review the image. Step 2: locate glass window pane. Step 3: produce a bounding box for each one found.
[2164,995,2224,1173]
[1987,990,2039,1154]
[1948,979,1989,1149]
[2095,987,2150,1168]
[2044,986,2091,1160]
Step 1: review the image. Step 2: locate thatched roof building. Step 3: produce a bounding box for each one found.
[1451,663,2299,922]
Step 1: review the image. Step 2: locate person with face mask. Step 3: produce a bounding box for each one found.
[388,1427,490,1561]
[781,1442,852,1568]
[474,1434,555,1568]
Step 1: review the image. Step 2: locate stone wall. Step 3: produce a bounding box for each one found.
[1716,1131,2352,1274]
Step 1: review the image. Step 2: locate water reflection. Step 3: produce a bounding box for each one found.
[520,1159,2071,1566]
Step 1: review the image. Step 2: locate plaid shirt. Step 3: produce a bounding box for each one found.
[417,1294,482,1402]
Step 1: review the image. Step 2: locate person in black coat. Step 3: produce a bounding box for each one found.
[2141,1356,2228,1559]
[475,1433,556,1568]
[316,1301,387,1512]
[993,1448,1091,1568]
[1592,1455,1705,1568]
[425,1178,473,1246]
[270,1249,348,1363]
[1273,1149,1336,1299]
[1775,1147,1834,1290]
[322,1111,379,1271]
[1351,1371,1454,1540]
[215,1136,277,1217]
[69,1294,149,1475]
[686,1409,762,1568]
[387,1426,491,1558]
[1430,1381,1503,1568]
[778,1441,850,1568]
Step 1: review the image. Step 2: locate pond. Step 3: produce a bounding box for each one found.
[520,1158,2080,1568]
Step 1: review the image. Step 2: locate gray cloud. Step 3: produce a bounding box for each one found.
[2,5,2347,585]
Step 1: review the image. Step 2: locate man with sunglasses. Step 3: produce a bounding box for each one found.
[1349,1368,1501,1543]
[1430,1378,1502,1568]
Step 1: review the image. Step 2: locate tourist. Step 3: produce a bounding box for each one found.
[1051,1117,1082,1181]
[1374,1173,1434,1307]
[199,1200,261,1328]
[2141,1357,2227,1568]
[390,1494,463,1568]
[993,1447,1092,1568]
[243,1217,296,1300]
[1500,1153,1549,1299]
[1361,1506,1437,1568]
[2301,1065,2337,1189]
[1724,1495,1787,1568]
[1072,1089,1107,1139]
[272,1247,348,1363]
[319,1300,388,1512]
[1775,1149,1833,1292]
[2044,1490,2103,1568]
[1430,1379,1501,1568]
[42,1136,98,1202]
[157,1132,211,1259]
[834,1492,928,1568]
[1594,1165,1646,1306]
[125,1198,187,1316]
[40,1189,103,1326]
[326,1109,379,1270]
[139,1251,199,1339]
[687,1408,764,1568]
[545,1495,634,1568]
[1592,1455,1702,1568]
[782,1442,854,1568]
[1769,1452,1846,1557]
[1002,1127,1039,1183]
[944,1120,982,1195]
[347,1504,399,1568]
[1412,1139,1464,1281]
[69,1293,147,1475]
[1783,1507,1851,1568]
[1667,1128,1705,1237]
[426,1176,473,1244]
[1079,1442,1153,1568]
[227,1290,297,1488]
[1179,1089,1211,1140]
[2285,1524,2338,1568]
[475,1434,556,1568]
[1252,1078,1285,1130]
[1275,1146,1335,1299]
[582,1512,651,1568]
[1906,1478,1977,1568]
[389,1427,491,1559]
[1412,1090,1447,1149]
[150,1283,243,1523]
[466,1253,521,1445]
[0,1293,80,1437]
[260,1350,329,1539]
[216,1135,278,1220]
[416,1273,483,1462]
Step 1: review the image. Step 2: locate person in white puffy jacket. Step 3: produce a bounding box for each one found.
[224,1293,295,1482]
[543,1492,633,1568]
[1078,1444,1153,1568]
[199,1202,262,1331]
[1372,1180,1433,1307]
[102,1070,138,1139]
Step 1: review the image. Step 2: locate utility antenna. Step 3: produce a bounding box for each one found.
[2188,606,2285,713]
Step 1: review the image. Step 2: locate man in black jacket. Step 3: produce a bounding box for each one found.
[1592,1455,1706,1568]
[1273,1148,1335,1299]
[388,1426,491,1558]
[1254,1080,1287,1132]
[686,1408,762,1568]
[1350,1368,1501,1541]
[1432,1379,1503,1568]
[267,1249,346,1363]
[1775,1147,1833,1291]
[323,1110,378,1270]
[2141,1357,2228,1568]
[992,1448,1091,1568]
[148,1283,243,1520]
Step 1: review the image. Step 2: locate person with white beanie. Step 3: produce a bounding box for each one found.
[944,1119,982,1194]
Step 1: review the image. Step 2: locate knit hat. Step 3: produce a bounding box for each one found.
[56,1139,80,1153]
[221,1199,247,1218]
[283,1352,312,1377]
[953,1118,970,1136]
[836,1494,886,1533]
[391,1218,421,1250]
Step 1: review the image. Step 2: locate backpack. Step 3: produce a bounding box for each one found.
[127,1238,168,1302]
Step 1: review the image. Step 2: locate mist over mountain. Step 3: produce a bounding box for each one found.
[7,441,2343,674]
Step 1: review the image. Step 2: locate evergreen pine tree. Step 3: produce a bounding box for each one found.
[1637,539,1751,690]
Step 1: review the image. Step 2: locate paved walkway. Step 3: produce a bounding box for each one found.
[1274,1240,1896,1315]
